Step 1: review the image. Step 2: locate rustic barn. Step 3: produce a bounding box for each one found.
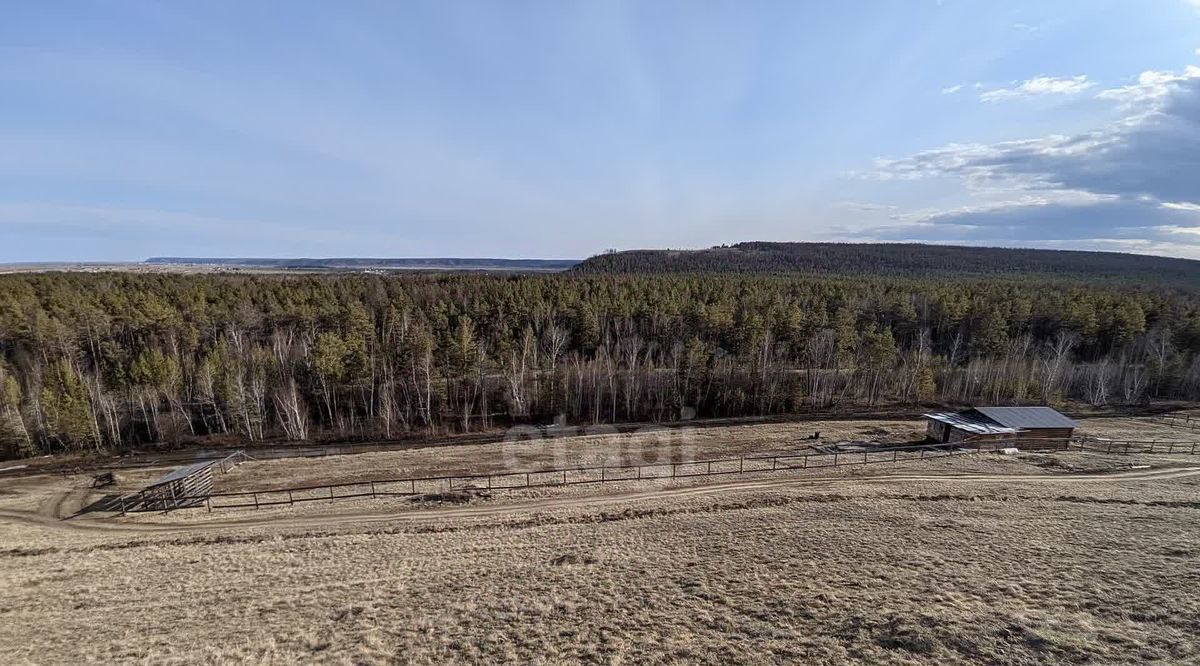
[923,411,1019,444]
[139,460,215,511]
[924,406,1076,448]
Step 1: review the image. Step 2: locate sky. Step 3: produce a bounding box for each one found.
[2,0,1199,262]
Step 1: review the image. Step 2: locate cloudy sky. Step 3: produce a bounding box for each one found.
[2,0,1199,261]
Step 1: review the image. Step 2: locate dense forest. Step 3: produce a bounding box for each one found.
[1,270,1199,458]
[575,242,1200,284]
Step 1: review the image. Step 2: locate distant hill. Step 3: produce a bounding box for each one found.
[145,257,580,272]
[572,242,1200,285]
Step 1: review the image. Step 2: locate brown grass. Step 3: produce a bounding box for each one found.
[1,416,1199,663]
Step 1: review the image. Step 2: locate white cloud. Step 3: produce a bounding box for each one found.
[1097,65,1200,108]
[941,84,964,95]
[864,62,1200,253]
[979,75,1094,102]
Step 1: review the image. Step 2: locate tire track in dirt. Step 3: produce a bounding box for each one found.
[36,488,88,519]
[3,465,1199,537]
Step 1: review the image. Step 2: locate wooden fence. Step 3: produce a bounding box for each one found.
[123,441,1006,514]
[1072,437,1200,455]
[1151,414,1200,432]
[118,436,1200,515]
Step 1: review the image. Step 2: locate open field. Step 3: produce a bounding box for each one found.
[2,415,1200,663]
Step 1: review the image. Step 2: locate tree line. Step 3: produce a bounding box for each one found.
[574,242,1200,285]
[1,271,1198,457]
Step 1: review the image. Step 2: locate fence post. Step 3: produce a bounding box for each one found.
[672,463,677,478]
[371,481,376,498]
[770,458,776,471]
[206,496,212,513]
[253,493,259,510]
[833,452,839,466]
[601,467,606,484]
[893,449,898,462]
[411,479,417,495]
[525,472,531,488]
[288,489,294,505]
[739,457,744,474]
[707,461,713,475]
[563,470,568,485]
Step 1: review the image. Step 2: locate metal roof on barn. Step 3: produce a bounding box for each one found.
[970,406,1077,430]
[145,460,217,489]
[923,412,1019,436]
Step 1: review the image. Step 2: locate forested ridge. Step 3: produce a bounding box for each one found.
[574,242,1200,284]
[1,271,1199,458]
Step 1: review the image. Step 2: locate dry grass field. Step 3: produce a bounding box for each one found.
[2,416,1199,664]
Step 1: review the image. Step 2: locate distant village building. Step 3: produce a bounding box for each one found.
[924,407,1076,449]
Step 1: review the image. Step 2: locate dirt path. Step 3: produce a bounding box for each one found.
[2,464,1198,538]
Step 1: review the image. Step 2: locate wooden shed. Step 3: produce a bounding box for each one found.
[923,411,1019,444]
[925,406,1076,449]
[139,460,216,511]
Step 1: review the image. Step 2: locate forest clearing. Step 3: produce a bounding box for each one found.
[2,414,1200,663]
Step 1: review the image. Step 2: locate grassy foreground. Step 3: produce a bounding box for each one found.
[1,459,1198,664]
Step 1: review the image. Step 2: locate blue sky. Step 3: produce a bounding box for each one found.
[2,0,1199,261]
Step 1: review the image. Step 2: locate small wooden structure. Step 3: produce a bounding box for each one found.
[139,461,215,511]
[924,411,1019,444]
[924,406,1076,449]
[132,451,250,512]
